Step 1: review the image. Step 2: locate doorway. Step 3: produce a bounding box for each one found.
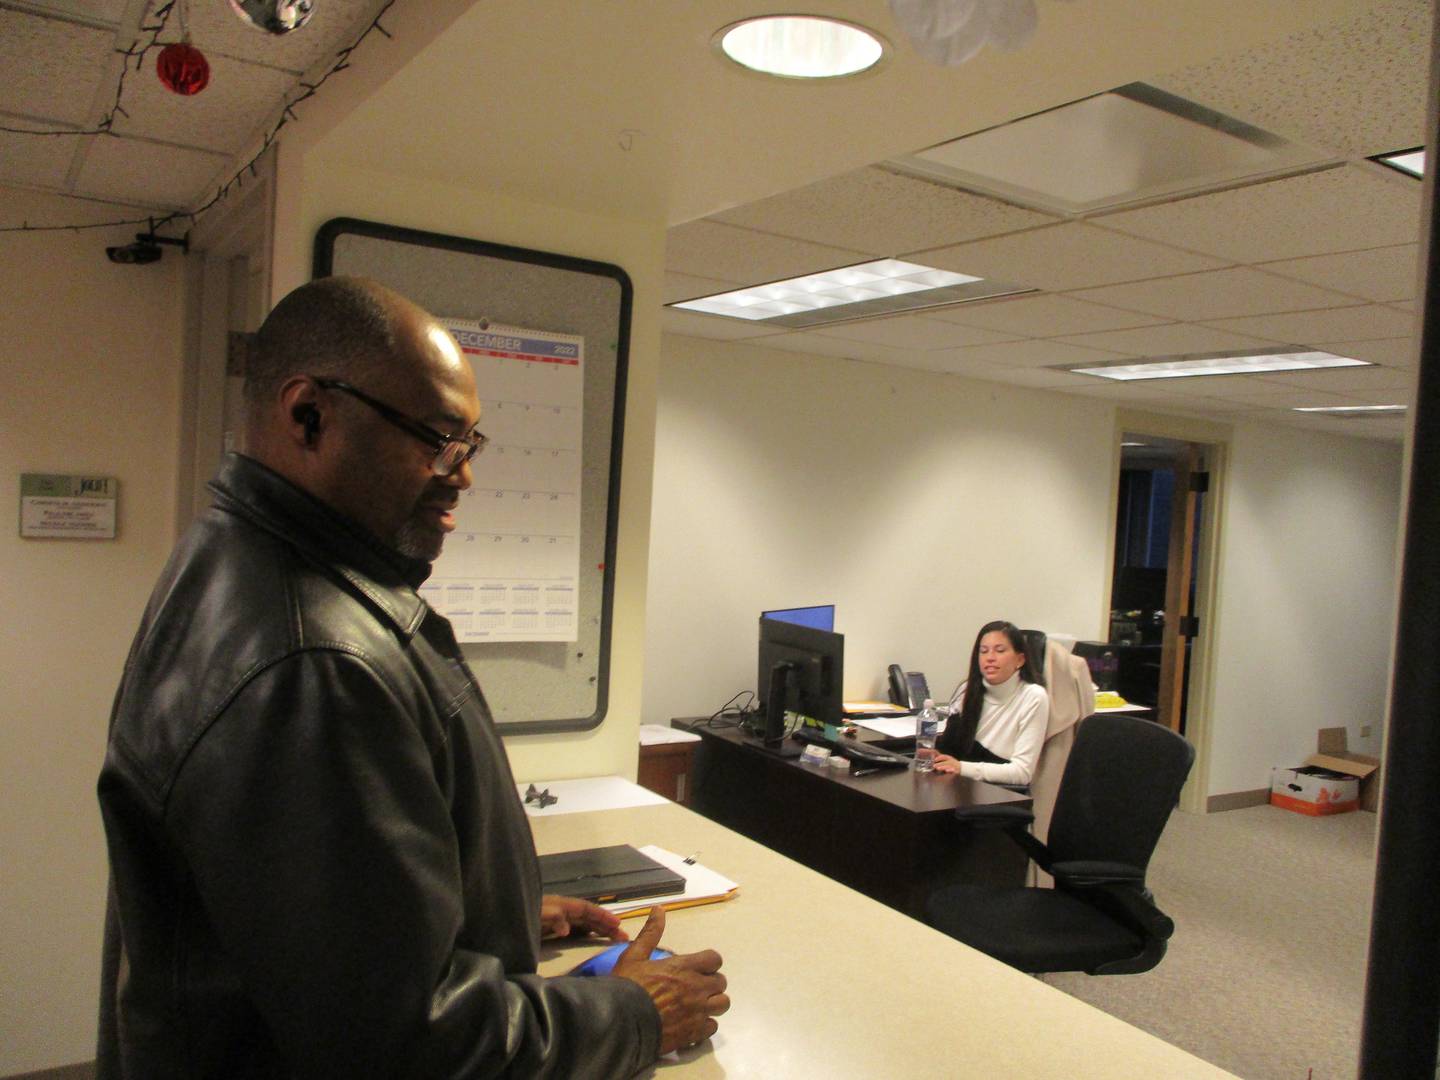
[1105,434,1211,735]
[176,150,274,533]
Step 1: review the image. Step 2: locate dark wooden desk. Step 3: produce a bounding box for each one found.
[672,717,1031,919]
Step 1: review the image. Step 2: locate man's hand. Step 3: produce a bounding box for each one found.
[611,907,729,1054]
[540,895,628,941]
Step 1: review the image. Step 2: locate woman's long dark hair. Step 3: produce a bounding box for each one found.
[939,620,1045,758]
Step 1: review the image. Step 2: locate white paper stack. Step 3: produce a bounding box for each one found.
[602,844,739,918]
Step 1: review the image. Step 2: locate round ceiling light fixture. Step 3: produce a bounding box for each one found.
[716,15,885,79]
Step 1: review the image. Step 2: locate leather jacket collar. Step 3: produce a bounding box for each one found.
[209,452,431,638]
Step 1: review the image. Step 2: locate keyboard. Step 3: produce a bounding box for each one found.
[792,728,913,769]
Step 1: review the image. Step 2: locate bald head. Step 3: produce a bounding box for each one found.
[240,276,481,558]
[246,276,413,422]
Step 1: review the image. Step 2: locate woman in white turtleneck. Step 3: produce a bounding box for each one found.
[933,621,1049,786]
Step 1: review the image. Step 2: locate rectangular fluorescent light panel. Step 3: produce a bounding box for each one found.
[1374,147,1424,178]
[669,259,1032,328]
[1069,349,1371,382]
[1293,404,1407,414]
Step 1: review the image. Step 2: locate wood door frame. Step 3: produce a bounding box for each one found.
[1156,441,1198,733]
[1108,410,1231,814]
[176,149,276,535]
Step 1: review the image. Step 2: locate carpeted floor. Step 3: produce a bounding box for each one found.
[1045,804,1377,1080]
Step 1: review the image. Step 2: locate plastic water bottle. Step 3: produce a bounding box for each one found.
[1100,650,1118,692]
[914,699,939,772]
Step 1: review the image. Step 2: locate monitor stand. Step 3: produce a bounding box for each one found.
[755,734,803,759]
[756,661,803,758]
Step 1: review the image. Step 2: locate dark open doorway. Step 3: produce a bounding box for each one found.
[1105,435,1210,734]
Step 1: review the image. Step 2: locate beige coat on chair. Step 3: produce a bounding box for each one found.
[1029,639,1097,887]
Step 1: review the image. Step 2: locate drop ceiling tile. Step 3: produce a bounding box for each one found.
[922,222,1226,292]
[973,366,1111,391]
[874,349,1014,379]
[25,1,129,21]
[1055,322,1282,357]
[1351,385,1415,406]
[1098,166,1423,264]
[927,339,1129,371]
[1145,406,1256,428]
[1127,373,1293,399]
[1155,397,1268,415]
[1268,411,1358,436]
[1202,304,1414,344]
[1151,0,1429,158]
[1211,386,1358,409]
[173,0,388,75]
[927,293,1164,337]
[1259,245,1421,303]
[1069,267,1363,322]
[761,331,917,368]
[110,52,295,155]
[711,166,1057,256]
[0,11,113,125]
[1252,366,1416,393]
[664,271,741,305]
[1312,337,1418,367]
[74,136,228,209]
[661,307,789,342]
[1060,382,1199,406]
[813,315,1018,351]
[0,128,80,189]
[665,220,869,285]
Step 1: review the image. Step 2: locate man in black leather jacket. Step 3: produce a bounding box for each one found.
[96,276,728,1078]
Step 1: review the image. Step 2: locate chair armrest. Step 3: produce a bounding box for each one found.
[1050,860,1146,888]
[951,803,1035,830]
[1005,826,1052,871]
[1068,881,1175,942]
[952,805,1054,869]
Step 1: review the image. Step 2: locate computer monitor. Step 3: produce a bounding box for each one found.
[759,604,835,632]
[755,617,844,753]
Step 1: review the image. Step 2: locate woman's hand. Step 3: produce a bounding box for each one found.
[931,753,963,774]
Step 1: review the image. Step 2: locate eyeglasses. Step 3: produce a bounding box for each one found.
[313,377,488,476]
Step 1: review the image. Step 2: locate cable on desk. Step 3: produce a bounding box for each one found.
[711,692,805,743]
[704,691,756,730]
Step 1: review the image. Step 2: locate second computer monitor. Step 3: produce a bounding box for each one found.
[756,616,844,746]
[759,604,835,632]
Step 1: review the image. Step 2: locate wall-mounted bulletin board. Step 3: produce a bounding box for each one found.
[315,217,631,735]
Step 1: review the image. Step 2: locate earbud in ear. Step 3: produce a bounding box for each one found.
[295,405,320,445]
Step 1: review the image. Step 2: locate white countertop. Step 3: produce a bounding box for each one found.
[530,799,1236,1079]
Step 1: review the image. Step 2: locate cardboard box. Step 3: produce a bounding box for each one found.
[1315,727,1381,813]
[1270,728,1382,816]
[1271,765,1359,815]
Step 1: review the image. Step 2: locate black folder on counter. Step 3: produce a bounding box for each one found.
[538,844,687,903]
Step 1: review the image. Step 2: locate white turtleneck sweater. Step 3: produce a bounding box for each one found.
[945,672,1049,785]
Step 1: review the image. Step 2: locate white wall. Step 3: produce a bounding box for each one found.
[643,334,1116,725]
[0,146,665,1073]
[643,333,1404,803]
[1207,422,1402,794]
[271,139,665,785]
[0,189,186,1074]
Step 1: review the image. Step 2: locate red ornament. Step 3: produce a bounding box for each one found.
[157,41,210,96]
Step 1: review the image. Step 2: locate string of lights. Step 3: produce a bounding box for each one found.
[1,0,399,236]
[0,1,177,140]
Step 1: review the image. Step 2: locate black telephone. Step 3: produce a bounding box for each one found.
[887,664,931,710]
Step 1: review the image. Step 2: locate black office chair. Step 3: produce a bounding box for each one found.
[925,713,1194,975]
